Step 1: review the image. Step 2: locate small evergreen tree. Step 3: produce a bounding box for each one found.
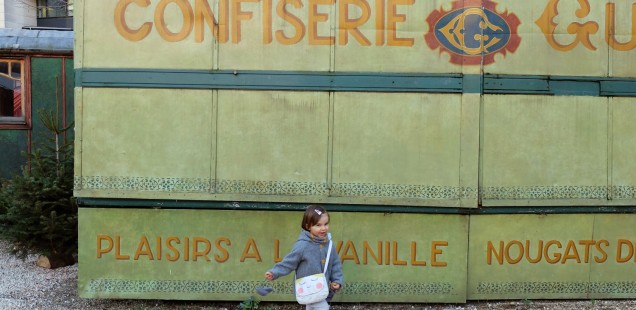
[0,109,77,267]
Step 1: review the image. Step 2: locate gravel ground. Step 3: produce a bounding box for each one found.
[2,240,636,310]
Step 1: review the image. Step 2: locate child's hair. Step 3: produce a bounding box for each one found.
[301,205,328,231]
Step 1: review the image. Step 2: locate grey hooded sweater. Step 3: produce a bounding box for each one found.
[268,230,343,286]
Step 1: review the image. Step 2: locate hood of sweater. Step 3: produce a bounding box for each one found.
[297,230,330,245]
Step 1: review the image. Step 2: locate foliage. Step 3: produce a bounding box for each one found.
[0,109,76,263]
[239,296,261,310]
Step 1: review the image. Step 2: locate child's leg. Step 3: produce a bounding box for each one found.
[305,299,329,310]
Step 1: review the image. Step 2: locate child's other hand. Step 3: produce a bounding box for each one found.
[330,282,340,290]
[264,271,274,281]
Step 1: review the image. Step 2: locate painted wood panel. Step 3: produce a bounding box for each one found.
[331,92,467,206]
[77,88,214,197]
[215,90,330,196]
[80,0,215,70]
[481,95,608,206]
[78,208,469,302]
[611,98,636,203]
[468,214,636,300]
[75,0,636,77]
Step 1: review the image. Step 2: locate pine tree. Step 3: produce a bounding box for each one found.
[0,108,77,268]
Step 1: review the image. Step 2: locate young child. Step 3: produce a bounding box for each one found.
[264,205,343,309]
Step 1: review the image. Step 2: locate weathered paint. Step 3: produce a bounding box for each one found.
[79,208,468,302]
[468,214,636,299]
[74,0,636,302]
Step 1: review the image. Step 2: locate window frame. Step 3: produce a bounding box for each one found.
[0,56,31,130]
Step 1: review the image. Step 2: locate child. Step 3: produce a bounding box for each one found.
[264,205,343,309]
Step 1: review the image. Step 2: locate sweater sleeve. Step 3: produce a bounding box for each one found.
[328,243,344,286]
[267,241,304,280]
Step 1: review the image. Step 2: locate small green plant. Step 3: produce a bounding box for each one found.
[239,296,260,310]
[520,298,532,309]
[0,109,76,267]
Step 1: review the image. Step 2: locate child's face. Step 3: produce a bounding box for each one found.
[309,214,329,239]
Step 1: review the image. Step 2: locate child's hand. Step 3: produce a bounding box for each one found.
[264,271,274,281]
[330,282,341,290]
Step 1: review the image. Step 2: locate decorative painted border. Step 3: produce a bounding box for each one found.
[612,186,636,200]
[331,183,477,200]
[75,176,636,201]
[75,176,212,192]
[75,176,476,199]
[87,279,291,295]
[481,186,608,200]
[86,279,453,296]
[476,281,636,295]
[216,180,328,196]
[343,282,453,295]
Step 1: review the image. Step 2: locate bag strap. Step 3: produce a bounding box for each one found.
[323,239,333,274]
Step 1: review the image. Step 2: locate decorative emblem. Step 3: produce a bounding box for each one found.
[425,0,521,65]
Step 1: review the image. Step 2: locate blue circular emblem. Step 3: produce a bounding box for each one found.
[434,8,511,56]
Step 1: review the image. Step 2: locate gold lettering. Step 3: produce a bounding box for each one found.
[274,239,282,263]
[97,235,113,258]
[156,236,162,260]
[155,0,194,42]
[386,0,414,47]
[341,240,361,264]
[504,240,523,264]
[525,240,543,264]
[262,0,273,43]
[410,241,426,266]
[193,237,212,262]
[338,0,371,46]
[134,235,154,260]
[431,241,447,267]
[115,236,130,260]
[606,3,636,51]
[579,240,595,263]
[232,0,258,43]
[391,241,407,266]
[561,240,581,264]
[276,0,305,45]
[487,241,504,265]
[240,238,262,262]
[375,0,385,45]
[215,237,231,263]
[617,239,634,263]
[308,0,334,45]
[194,0,229,43]
[544,240,562,264]
[114,0,152,41]
[594,239,609,263]
[166,236,181,262]
[363,241,382,265]
[535,0,598,51]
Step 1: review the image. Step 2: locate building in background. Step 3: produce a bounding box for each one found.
[0,0,72,29]
[0,28,73,179]
[0,0,73,179]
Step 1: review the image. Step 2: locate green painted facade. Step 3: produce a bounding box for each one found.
[79,208,468,302]
[74,0,636,302]
[468,214,636,300]
[0,57,74,180]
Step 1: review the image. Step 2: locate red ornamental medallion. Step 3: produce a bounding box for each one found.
[425,0,521,65]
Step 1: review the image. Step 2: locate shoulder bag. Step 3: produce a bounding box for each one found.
[294,238,332,305]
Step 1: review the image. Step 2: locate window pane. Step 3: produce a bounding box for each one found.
[11,62,20,79]
[0,60,23,119]
[0,63,7,76]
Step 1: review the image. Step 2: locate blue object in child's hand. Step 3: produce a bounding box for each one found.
[256,286,273,296]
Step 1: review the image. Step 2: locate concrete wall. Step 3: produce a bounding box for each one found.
[1,0,37,29]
